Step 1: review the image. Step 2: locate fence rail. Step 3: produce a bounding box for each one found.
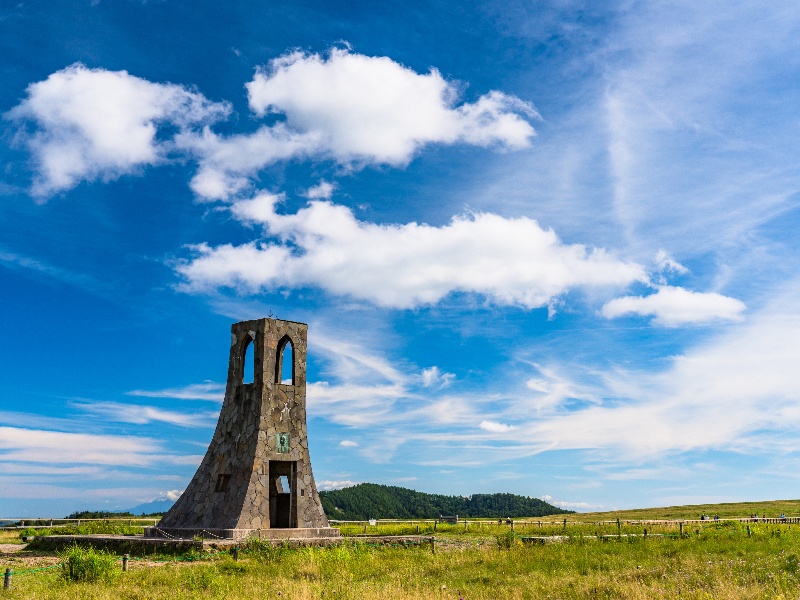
[4,515,799,531]
[0,518,159,529]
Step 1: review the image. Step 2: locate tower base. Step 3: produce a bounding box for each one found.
[144,526,342,541]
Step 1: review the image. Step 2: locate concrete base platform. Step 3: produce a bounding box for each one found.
[29,533,432,554]
[143,526,341,541]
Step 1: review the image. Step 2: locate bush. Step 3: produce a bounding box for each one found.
[58,544,119,583]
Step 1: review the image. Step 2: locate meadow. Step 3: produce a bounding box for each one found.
[3,501,800,599]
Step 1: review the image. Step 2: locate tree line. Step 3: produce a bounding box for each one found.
[319,483,572,520]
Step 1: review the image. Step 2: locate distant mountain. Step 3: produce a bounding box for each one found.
[319,483,572,521]
[125,498,174,516]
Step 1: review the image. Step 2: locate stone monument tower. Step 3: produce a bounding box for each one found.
[149,318,337,541]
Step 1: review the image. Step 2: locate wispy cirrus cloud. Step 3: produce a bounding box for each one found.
[291,281,800,467]
[0,426,168,467]
[72,401,218,428]
[127,382,225,402]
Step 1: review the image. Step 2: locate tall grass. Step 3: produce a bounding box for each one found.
[58,544,119,583]
[4,523,800,598]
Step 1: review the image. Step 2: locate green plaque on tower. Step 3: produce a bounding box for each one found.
[276,432,290,453]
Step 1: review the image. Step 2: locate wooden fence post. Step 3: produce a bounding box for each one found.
[4,568,11,590]
[122,554,129,572]
[679,522,683,537]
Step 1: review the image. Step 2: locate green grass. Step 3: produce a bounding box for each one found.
[576,499,800,521]
[3,521,800,598]
[17,521,147,537]
[58,544,119,583]
[4,500,800,598]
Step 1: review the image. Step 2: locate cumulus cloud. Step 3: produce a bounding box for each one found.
[7,63,230,197]
[479,420,516,433]
[9,49,536,201]
[305,180,336,200]
[600,285,746,326]
[317,480,359,491]
[176,124,320,200]
[339,440,359,448]
[178,48,538,200]
[177,194,646,308]
[247,48,537,164]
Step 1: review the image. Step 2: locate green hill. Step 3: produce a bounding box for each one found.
[319,483,571,520]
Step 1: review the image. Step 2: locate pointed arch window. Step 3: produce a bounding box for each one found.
[242,337,255,385]
[275,335,294,385]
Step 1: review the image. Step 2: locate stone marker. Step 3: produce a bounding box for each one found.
[147,318,338,541]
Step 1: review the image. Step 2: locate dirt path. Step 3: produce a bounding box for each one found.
[0,543,61,571]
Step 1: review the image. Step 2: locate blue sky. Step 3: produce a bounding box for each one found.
[2,0,800,517]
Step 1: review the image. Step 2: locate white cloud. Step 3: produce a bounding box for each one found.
[7,63,230,197]
[479,420,516,433]
[421,366,455,389]
[246,48,537,165]
[305,180,336,200]
[524,363,600,414]
[654,249,688,276]
[166,489,183,501]
[601,285,746,326]
[72,401,218,428]
[541,495,605,512]
[177,194,646,309]
[0,426,167,466]
[176,124,320,200]
[126,381,225,402]
[339,440,359,448]
[503,285,800,457]
[177,48,538,201]
[317,480,359,491]
[145,489,183,503]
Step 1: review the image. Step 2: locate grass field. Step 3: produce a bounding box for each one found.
[2,500,800,598]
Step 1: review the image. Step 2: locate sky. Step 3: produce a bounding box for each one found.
[2,0,800,517]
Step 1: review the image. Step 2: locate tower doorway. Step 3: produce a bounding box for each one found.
[269,460,297,528]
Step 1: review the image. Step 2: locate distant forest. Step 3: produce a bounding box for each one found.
[318,483,572,520]
[65,510,162,519]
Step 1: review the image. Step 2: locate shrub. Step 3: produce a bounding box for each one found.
[58,544,119,583]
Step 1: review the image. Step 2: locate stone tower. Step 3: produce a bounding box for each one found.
[150,318,337,540]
